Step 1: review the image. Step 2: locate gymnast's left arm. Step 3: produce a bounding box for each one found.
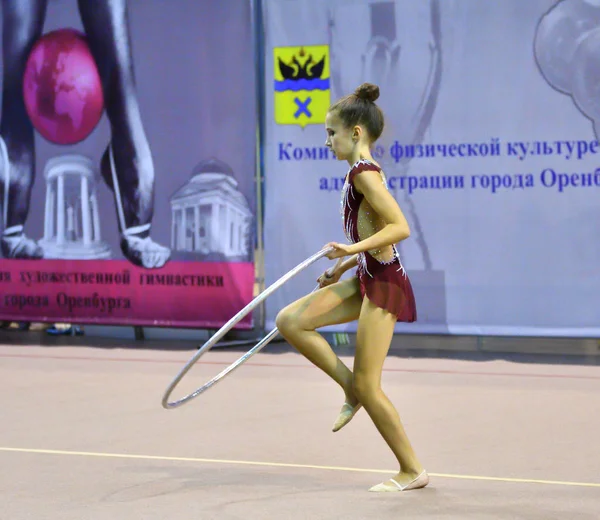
[347,169,410,255]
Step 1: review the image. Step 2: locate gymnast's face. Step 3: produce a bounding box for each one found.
[325,111,355,161]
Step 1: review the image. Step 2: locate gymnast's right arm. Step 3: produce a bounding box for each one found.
[338,254,359,273]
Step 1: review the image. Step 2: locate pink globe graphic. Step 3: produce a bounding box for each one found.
[23,28,104,145]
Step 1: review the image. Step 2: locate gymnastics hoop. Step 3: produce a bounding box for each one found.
[161,247,343,409]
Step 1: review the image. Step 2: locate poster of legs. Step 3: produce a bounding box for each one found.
[0,0,257,328]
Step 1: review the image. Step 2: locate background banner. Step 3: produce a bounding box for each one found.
[0,0,257,328]
[263,0,600,336]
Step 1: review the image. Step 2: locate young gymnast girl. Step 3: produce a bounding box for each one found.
[275,83,428,493]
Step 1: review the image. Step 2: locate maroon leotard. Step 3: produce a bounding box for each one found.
[341,159,417,322]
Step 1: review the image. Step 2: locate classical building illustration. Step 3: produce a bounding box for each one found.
[170,158,252,261]
[38,154,111,259]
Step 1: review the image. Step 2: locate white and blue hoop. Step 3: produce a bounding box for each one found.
[161,247,343,409]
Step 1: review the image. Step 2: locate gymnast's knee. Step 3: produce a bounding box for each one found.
[352,372,380,403]
[275,307,296,337]
[275,306,312,338]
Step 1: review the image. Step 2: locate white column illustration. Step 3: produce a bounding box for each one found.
[236,215,242,255]
[171,208,176,249]
[194,205,200,251]
[80,176,91,245]
[220,204,226,251]
[56,174,65,245]
[211,202,219,251]
[237,210,242,254]
[178,208,186,250]
[90,194,101,242]
[226,204,233,255]
[72,203,80,241]
[43,180,55,240]
[233,208,238,254]
[39,155,112,260]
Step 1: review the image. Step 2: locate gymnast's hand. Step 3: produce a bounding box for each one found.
[317,265,343,288]
[324,242,353,259]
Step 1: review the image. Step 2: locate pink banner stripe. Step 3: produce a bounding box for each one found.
[0,260,255,329]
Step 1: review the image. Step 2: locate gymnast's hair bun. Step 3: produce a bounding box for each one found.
[354,83,380,103]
